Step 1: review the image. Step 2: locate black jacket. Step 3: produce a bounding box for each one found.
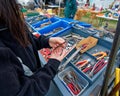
[0,25,60,96]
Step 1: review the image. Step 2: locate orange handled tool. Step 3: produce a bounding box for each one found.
[92,51,108,60]
[75,60,89,69]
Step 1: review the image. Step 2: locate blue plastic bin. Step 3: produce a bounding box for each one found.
[60,18,92,28]
[60,18,78,22]
[31,17,60,31]
[51,27,90,37]
[26,15,48,24]
[70,38,112,84]
[69,51,107,84]
[37,20,71,35]
[58,66,89,96]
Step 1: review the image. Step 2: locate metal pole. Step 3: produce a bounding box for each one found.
[100,16,120,96]
[58,0,61,16]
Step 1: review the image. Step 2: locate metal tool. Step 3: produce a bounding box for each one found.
[59,44,88,71]
[82,58,108,78]
[75,59,91,69]
[92,51,108,60]
[89,58,108,77]
[39,48,51,61]
[70,71,84,89]
[81,59,95,71]
[53,27,64,33]
[40,21,52,28]
[71,53,81,64]
[89,59,105,77]
[63,72,81,95]
[63,75,80,95]
[44,27,64,36]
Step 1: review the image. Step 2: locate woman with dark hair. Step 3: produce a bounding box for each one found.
[0,0,66,96]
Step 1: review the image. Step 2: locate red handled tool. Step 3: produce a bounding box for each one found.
[67,83,80,95]
[63,74,81,95]
[93,61,108,75]
[82,58,108,77]
[75,59,91,69]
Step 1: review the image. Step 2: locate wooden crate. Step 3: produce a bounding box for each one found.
[76,36,98,53]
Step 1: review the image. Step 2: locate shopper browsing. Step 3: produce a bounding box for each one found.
[0,0,67,96]
[64,0,77,19]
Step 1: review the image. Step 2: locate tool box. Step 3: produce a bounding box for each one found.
[94,30,114,43]
[58,66,89,96]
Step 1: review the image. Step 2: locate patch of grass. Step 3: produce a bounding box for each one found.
[59,10,118,31]
[78,15,117,30]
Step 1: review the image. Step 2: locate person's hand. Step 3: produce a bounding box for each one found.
[49,37,65,48]
[50,46,67,62]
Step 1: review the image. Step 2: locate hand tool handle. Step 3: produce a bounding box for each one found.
[89,58,104,76]
[79,61,89,68]
[67,83,80,95]
[93,62,107,75]
[82,66,92,73]
[76,60,87,65]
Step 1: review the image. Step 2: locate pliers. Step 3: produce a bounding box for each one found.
[82,58,108,76]
[75,59,91,69]
[92,51,108,60]
[39,48,51,61]
[63,74,81,95]
[67,83,80,95]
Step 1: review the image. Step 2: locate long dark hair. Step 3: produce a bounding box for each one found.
[0,0,29,47]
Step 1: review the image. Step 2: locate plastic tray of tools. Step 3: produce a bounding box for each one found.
[25,15,48,32]
[31,17,60,32]
[58,66,89,96]
[51,27,90,37]
[93,29,114,43]
[26,15,48,25]
[51,27,112,84]
[72,24,101,36]
[69,38,112,84]
[37,20,71,36]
